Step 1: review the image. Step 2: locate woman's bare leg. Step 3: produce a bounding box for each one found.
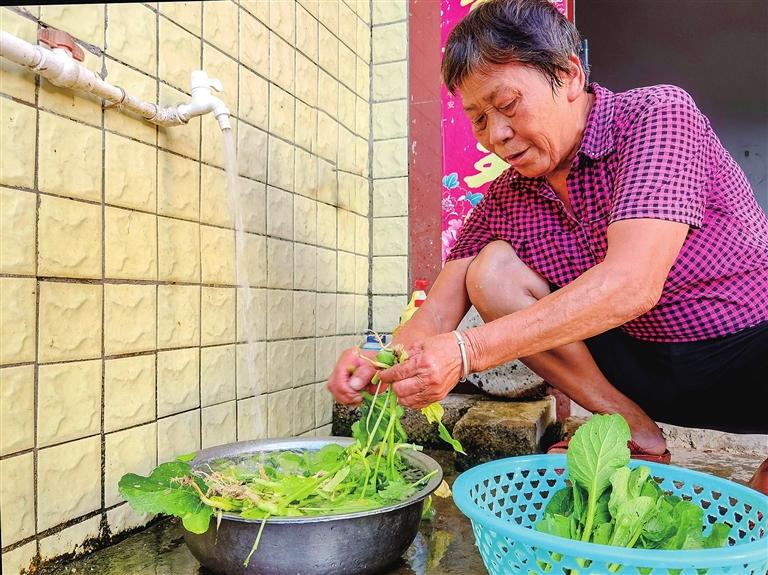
[465,241,667,455]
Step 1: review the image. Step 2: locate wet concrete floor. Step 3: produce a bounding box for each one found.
[41,448,765,575]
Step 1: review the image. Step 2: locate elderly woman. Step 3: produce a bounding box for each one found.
[327,0,768,492]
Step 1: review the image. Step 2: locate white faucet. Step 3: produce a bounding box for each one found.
[177,70,231,130]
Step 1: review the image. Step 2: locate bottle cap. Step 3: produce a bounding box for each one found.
[415,279,429,290]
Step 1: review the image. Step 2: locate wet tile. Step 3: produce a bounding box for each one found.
[237,122,268,182]
[38,360,101,447]
[201,344,236,406]
[157,410,200,463]
[267,389,294,437]
[237,176,267,234]
[157,348,200,418]
[237,395,268,440]
[105,423,157,506]
[236,287,266,342]
[201,401,237,448]
[40,516,101,562]
[0,452,34,546]
[0,365,34,456]
[37,436,101,532]
[236,341,266,398]
[237,232,267,288]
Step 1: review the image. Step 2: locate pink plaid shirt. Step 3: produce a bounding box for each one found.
[447,83,768,342]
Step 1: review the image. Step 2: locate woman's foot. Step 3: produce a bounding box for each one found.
[747,458,768,495]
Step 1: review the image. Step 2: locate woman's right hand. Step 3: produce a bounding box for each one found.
[326,348,382,406]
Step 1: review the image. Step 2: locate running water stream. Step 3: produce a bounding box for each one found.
[221,127,265,439]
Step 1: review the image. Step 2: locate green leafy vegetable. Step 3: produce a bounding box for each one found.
[119,338,465,567]
[536,414,731,567]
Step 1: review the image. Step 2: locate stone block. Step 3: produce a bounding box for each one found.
[453,396,556,471]
[459,307,547,398]
[332,394,486,448]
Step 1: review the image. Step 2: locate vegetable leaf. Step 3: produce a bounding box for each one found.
[567,414,631,541]
[118,461,213,534]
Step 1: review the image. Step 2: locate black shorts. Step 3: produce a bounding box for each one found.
[584,321,768,434]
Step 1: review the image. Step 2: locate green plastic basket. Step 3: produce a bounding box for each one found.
[453,454,768,575]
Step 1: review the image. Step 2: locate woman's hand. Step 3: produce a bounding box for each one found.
[326,348,385,406]
[377,332,466,409]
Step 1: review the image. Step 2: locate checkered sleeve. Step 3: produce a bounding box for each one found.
[445,192,496,262]
[610,86,709,228]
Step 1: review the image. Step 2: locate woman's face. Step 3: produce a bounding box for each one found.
[458,60,584,180]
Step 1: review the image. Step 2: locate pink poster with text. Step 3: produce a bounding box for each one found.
[440,0,573,264]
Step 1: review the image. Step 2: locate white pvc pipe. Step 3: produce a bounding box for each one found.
[0,29,189,127]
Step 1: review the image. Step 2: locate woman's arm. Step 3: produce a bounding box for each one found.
[381,218,689,408]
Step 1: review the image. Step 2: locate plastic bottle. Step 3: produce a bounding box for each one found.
[361,334,386,351]
[393,280,429,336]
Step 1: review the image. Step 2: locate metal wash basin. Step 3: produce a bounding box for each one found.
[182,437,444,575]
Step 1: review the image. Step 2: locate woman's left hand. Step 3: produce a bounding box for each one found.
[377,332,466,408]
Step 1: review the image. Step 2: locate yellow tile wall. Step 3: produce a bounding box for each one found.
[0,1,414,571]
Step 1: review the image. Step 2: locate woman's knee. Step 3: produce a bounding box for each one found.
[466,241,551,319]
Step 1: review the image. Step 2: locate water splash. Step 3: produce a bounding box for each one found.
[221,127,265,440]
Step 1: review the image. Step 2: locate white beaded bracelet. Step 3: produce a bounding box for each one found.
[452,330,469,382]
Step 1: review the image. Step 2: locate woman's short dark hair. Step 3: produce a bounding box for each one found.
[441,0,587,95]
